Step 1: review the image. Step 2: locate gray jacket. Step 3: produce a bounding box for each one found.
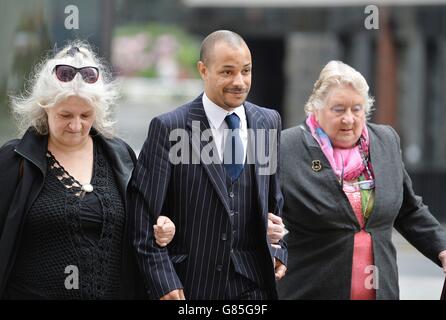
[277,122,446,299]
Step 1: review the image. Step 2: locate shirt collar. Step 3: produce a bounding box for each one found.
[202,93,246,129]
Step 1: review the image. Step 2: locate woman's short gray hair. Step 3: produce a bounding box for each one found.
[11,40,119,137]
[304,60,374,118]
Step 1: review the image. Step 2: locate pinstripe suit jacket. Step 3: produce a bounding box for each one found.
[131,94,287,299]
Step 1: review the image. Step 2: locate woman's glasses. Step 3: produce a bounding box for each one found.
[53,64,99,84]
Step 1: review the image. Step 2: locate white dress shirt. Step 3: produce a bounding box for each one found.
[202,93,248,163]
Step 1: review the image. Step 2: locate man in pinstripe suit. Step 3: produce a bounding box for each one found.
[131,30,287,300]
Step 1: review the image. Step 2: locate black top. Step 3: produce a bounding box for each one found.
[5,139,126,299]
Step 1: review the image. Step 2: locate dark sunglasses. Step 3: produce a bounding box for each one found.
[53,64,99,84]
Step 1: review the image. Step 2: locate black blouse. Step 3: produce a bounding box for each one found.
[5,139,126,299]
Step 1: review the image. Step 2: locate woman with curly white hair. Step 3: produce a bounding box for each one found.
[0,41,174,299]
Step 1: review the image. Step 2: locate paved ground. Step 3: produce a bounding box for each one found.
[394,230,445,300]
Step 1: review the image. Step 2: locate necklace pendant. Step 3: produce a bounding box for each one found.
[81,183,94,193]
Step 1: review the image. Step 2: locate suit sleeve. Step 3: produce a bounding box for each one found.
[268,110,288,266]
[130,117,183,298]
[390,126,446,266]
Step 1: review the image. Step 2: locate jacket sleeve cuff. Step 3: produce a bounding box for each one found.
[269,240,288,266]
[147,262,184,299]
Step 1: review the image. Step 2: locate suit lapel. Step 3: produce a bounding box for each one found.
[299,123,360,227]
[244,103,267,215]
[186,97,231,214]
[300,122,386,229]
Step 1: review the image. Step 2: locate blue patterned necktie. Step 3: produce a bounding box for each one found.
[223,113,244,182]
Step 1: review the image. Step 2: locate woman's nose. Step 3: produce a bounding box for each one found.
[68,118,82,131]
[342,110,354,125]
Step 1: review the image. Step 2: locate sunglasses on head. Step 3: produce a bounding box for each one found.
[53,64,99,84]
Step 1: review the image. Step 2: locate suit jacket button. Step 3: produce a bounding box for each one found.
[216,265,223,272]
[229,192,234,198]
[221,233,227,241]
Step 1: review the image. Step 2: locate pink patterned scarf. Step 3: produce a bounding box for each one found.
[306,113,370,181]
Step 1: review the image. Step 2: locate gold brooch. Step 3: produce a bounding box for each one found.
[312,160,322,172]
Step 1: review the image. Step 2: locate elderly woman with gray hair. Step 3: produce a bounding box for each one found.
[276,60,446,299]
[0,42,175,299]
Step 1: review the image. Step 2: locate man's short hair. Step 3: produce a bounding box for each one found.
[199,30,246,65]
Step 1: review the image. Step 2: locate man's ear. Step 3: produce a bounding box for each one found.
[197,61,206,80]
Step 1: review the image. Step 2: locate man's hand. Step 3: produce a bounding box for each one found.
[268,212,285,248]
[154,215,176,247]
[439,250,446,273]
[273,258,287,281]
[160,289,185,300]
